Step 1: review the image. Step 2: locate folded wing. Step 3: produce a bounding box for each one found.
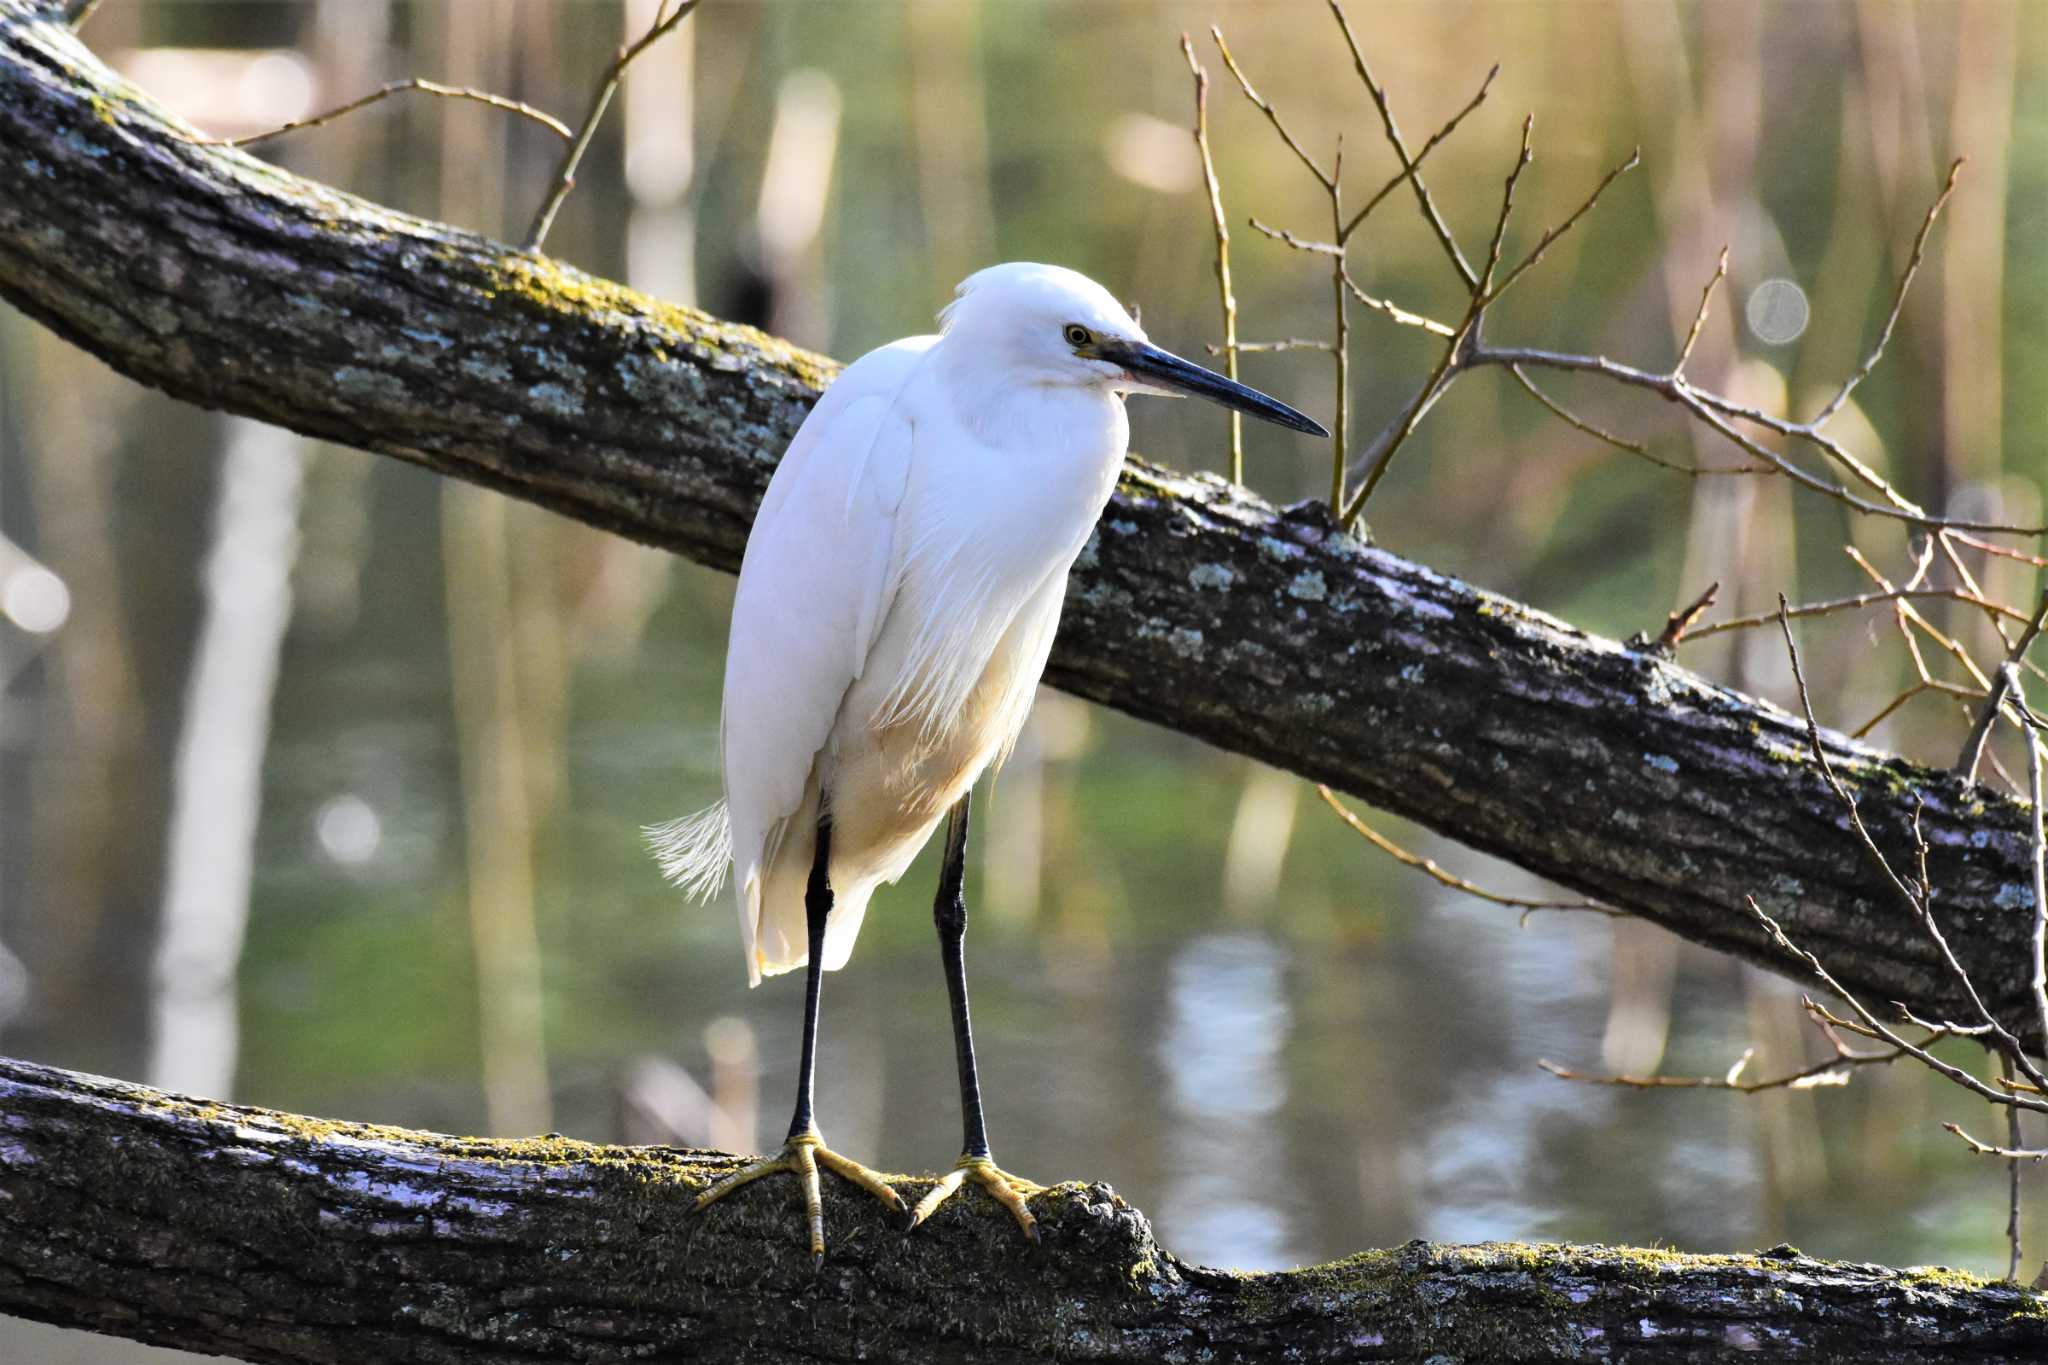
[717,338,930,984]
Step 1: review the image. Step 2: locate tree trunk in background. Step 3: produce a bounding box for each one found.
[146,418,302,1099]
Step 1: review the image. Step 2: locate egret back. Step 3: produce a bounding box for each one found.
[651,338,929,984]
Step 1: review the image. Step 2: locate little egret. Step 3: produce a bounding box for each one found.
[650,262,1326,1263]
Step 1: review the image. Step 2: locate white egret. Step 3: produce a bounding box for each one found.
[650,262,1325,1264]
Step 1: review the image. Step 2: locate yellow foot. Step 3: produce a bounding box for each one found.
[908,1154,1045,1244]
[693,1130,907,1267]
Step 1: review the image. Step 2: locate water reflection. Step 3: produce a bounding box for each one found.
[1158,932,1298,1269]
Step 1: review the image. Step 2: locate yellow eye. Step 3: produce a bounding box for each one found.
[1063,324,1092,348]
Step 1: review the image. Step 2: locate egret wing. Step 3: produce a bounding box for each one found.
[717,338,930,982]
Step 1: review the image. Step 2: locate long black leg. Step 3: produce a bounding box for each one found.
[788,813,833,1141]
[909,789,1042,1240]
[693,809,903,1264]
[933,792,990,1160]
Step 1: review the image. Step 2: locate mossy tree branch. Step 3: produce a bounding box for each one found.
[3,1057,2043,1363]
[0,0,2044,1053]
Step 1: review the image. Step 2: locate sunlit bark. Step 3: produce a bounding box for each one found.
[2,1057,2041,1363]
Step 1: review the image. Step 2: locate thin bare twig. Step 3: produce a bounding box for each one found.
[1341,136,1640,525]
[1465,344,2045,535]
[1654,582,1721,652]
[1935,537,2048,696]
[1816,999,1992,1044]
[1329,137,1350,511]
[1538,1018,1921,1095]
[1538,1052,1852,1092]
[1945,1122,2048,1162]
[1749,899,2047,1113]
[525,0,699,254]
[1809,157,1966,428]
[1485,166,2025,533]
[1318,786,1612,921]
[1692,587,2038,640]
[192,79,573,151]
[1222,338,1336,355]
[1339,112,1553,523]
[1217,27,2029,552]
[2005,1052,2025,1280]
[1211,27,1334,189]
[1674,247,1729,377]
[1837,547,2036,768]
[1843,545,1994,692]
[1645,167,1966,517]
[1182,34,1243,484]
[1481,115,1536,296]
[1958,591,2048,779]
[1853,680,1985,740]
[1342,275,1457,337]
[2023,674,2048,1055]
[1506,366,1754,475]
[1778,603,2048,1094]
[1342,323,1469,524]
[1338,64,1499,243]
[1952,533,2048,571]
[1215,21,1380,512]
[1477,148,1641,307]
[1326,0,1477,288]
[1690,387,1922,514]
[1248,221,1342,256]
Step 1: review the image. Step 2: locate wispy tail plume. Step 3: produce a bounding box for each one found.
[644,802,732,902]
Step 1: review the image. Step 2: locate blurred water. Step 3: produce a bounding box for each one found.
[3,1,2044,1359]
[1159,932,1297,1266]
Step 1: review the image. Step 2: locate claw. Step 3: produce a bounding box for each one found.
[908,1155,1044,1242]
[694,1130,906,1266]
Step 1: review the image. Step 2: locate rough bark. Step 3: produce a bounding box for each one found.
[2,1056,2041,1363]
[0,4,2043,1044]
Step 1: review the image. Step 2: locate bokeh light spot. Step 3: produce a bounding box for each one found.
[3,565,71,634]
[1745,278,1809,346]
[315,795,382,866]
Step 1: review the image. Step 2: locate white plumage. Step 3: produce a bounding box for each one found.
[662,262,1324,1259]
[652,264,1139,984]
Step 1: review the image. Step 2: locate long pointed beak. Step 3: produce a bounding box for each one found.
[1101,339,1329,437]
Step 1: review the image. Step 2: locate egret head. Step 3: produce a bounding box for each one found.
[940,263,1329,437]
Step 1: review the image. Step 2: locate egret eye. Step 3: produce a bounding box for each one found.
[1063,324,1092,348]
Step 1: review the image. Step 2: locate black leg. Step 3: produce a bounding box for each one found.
[693,810,904,1266]
[787,813,834,1141]
[911,788,1043,1241]
[932,792,989,1160]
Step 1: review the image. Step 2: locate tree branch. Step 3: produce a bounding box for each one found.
[2,1056,2041,1362]
[3,3,2047,1050]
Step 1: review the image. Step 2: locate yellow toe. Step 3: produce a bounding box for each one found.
[909,1155,1043,1243]
[693,1131,905,1265]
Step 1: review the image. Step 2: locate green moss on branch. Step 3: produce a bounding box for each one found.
[2,1057,2041,1362]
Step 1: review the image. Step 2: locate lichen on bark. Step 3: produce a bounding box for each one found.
[3,1057,2043,1362]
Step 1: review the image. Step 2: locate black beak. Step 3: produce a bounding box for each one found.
[1100,339,1329,437]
